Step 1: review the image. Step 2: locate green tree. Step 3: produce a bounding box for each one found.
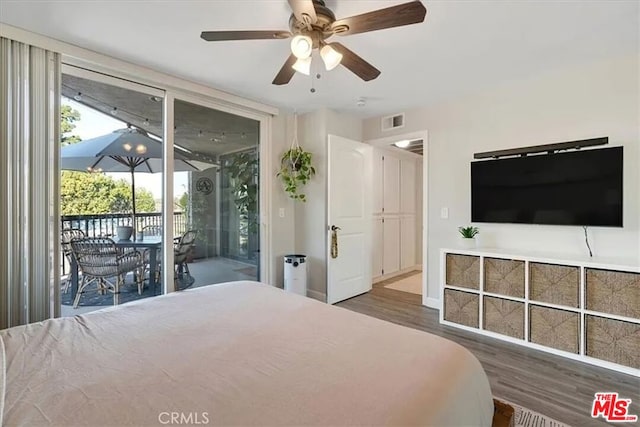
[111,178,156,214]
[61,104,81,145]
[61,172,155,215]
[177,192,189,213]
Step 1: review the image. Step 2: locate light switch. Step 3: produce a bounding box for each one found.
[440,207,449,219]
[279,208,285,218]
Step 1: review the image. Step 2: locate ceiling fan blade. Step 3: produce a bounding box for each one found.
[288,0,317,25]
[200,30,291,42]
[330,1,427,36]
[330,43,380,82]
[272,54,298,85]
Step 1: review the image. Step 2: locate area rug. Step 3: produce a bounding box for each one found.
[383,273,422,295]
[496,397,570,427]
[61,273,195,307]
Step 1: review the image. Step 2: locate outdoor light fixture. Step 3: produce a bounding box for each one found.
[143,118,150,126]
[292,57,312,75]
[73,92,82,101]
[290,35,313,59]
[110,107,118,115]
[320,44,342,71]
[394,140,411,148]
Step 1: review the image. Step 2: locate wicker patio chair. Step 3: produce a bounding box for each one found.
[61,228,86,293]
[70,237,144,308]
[141,225,163,284]
[174,230,197,282]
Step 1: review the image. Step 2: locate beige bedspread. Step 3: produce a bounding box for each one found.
[1,281,493,426]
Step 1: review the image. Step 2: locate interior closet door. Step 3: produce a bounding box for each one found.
[382,217,400,275]
[372,217,384,278]
[383,155,400,214]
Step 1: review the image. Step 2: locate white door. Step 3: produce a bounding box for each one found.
[383,217,400,275]
[372,217,384,279]
[327,135,372,304]
[400,159,416,214]
[383,154,400,214]
[400,216,416,270]
[372,149,384,214]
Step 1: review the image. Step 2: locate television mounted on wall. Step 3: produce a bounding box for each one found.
[471,146,623,227]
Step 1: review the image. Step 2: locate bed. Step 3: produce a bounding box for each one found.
[0,281,494,426]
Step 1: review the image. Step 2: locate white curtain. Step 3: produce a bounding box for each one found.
[0,37,61,329]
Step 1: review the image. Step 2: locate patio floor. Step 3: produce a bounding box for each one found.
[60,256,258,317]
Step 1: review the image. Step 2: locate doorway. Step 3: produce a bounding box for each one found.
[366,131,428,306]
[58,65,268,316]
[173,99,261,287]
[59,66,167,315]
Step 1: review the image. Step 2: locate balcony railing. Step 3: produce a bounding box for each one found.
[60,212,186,275]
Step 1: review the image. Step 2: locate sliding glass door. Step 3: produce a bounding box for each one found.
[173,99,260,286]
[59,65,166,315]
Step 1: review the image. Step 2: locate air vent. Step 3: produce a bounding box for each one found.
[381,113,405,131]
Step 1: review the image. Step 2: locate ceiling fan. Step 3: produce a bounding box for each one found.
[200,0,427,85]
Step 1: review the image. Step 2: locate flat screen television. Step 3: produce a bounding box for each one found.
[471,146,623,227]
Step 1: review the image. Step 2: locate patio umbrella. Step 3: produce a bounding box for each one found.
[61,127,212,227]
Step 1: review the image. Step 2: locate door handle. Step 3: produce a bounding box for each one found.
[330,225,340,258]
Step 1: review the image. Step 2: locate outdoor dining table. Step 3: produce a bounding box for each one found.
[69,236,163,298]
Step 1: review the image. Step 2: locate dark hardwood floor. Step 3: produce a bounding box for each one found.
[336,273,640,427]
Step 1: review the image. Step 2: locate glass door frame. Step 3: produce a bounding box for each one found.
[60,64,173,295]
[59,66,274,294]
[168,91,272,285]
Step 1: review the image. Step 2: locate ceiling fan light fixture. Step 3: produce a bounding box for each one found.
[290,35,313,59]
[292,57,312,75]
[320,44,343,71]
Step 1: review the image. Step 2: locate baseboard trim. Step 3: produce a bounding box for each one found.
[423,297,440,310]
[306,289,326,302]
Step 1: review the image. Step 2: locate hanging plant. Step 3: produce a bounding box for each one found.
[277,147,316,202]
[276,113,316,202]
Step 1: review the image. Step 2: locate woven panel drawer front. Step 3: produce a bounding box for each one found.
[445,254,480,289]
[586,315,640,369]
[484,258,525,298]
[586,269,640,319]
[529,263,579,308]
[483,296,524,339]
[444,289,479,328]
[529,305,579,353]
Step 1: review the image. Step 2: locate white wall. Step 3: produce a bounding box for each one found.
[294,109,363,300]
[269,113,296,287]
[364,54,640,303]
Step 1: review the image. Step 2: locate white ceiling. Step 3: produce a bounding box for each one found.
[1,1,638,117]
